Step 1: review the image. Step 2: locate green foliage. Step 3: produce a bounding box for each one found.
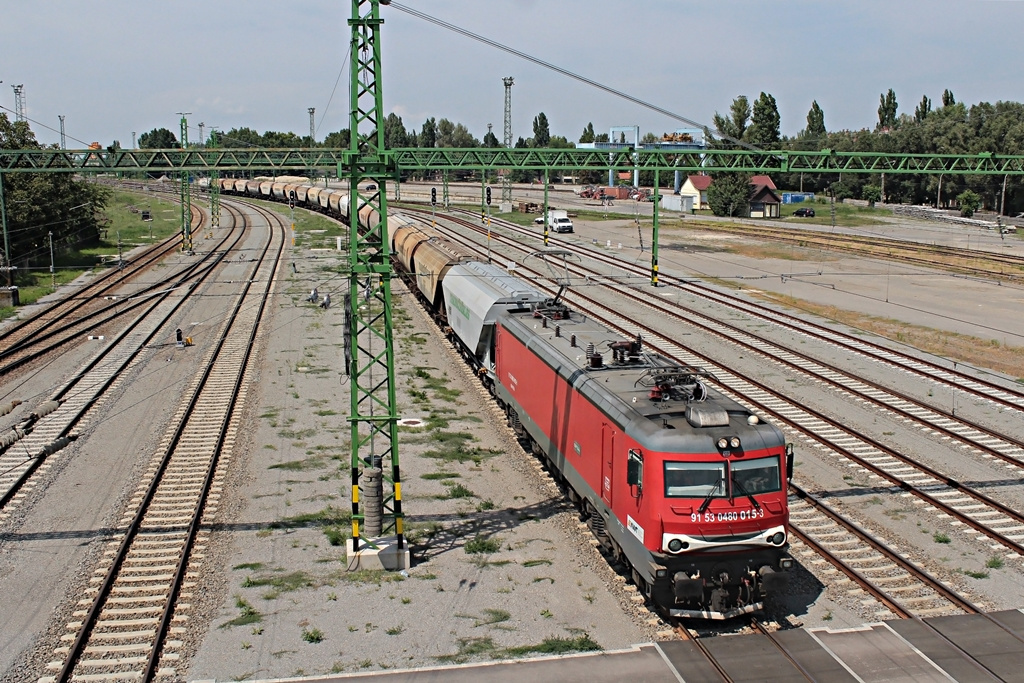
[707,173,751,216]
[748,92,781,146]
[579,122,596,144]
[878,88,899,129]
[0,114,112,276]
[986,556,1004,569]
[933,532,951,544]
[138,127,179,148]
[942,89,956,107]
[301,627,324,643]
[862,184,882,207]
[805,100,826,139]
[957,189,981,217]
[712,95,750,143]
[532,112,551,147]
[465,535,501,554]
[915,95,932,123]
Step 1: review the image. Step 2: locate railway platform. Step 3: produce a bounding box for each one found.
[194,609,1024,682]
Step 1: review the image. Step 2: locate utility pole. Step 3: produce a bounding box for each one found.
[1,172,11,288]
[49,231,55,290]
[502,76,514,205]
[59,116,67,150]
[177,112,192,252]
[308,107,316,182]
[342,0,406,567]
[12,85,26,122]
[198,122,205,147]
[131,131,136,150]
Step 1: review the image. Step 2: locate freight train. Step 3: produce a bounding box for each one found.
[220,177,795,619]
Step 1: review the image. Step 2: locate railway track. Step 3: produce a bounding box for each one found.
[449,206,1024,416]
[0,205,200,377]
[0,204,246,521]
[673,219,1024,282]
[27,200,283,682]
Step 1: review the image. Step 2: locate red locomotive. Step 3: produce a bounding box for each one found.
[440,261,794,619]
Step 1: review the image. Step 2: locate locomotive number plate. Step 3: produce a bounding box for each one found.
[691,509,765,523]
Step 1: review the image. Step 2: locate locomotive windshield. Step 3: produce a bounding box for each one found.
[731,456,782,495]
[664,457,781,498]
[664,462,726,498]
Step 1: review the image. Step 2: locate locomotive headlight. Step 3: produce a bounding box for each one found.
[717,438,729,450]
[667,539,684,552]
[769,532,786,545]
[730,436,741,449]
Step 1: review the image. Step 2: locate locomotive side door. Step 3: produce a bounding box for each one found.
[601,424,614,505]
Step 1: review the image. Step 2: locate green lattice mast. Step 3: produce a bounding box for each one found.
[346,0,403,553]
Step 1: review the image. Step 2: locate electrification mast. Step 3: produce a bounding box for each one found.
[59,116,66,150]
[501,77,514,205]
[177,113,192,252]
[344,0,405,562]
[208,127,220,230]
[12,85,26,122]
[308,107,317,181]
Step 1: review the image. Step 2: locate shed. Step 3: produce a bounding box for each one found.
[660,194,694,213]
[749,184,781,218]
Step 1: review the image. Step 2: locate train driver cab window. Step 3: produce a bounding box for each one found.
[664,462,725,498]
[730,456,782,495]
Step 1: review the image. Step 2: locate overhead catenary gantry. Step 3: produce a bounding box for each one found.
[5,147,1024,175]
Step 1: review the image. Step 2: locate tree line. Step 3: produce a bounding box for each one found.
[0,113,110,276]
[129,88,1024,216]
[705,89,1024,216]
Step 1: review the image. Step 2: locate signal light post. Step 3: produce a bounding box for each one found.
[289,190,296,245]
[430,186,436,227]
[485,185,492,263]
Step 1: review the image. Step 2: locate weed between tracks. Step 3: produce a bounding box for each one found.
[435,634,601,663]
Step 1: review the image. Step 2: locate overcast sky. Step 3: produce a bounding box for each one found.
[3,0,1023,149]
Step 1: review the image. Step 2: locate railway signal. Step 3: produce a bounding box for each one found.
[430,187,436,205]
[485,185,492,206]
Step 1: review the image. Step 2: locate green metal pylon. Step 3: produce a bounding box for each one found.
[178,113,192,252]
[442,170,450,210]
[210,170,220,230]
[344,0,404,554]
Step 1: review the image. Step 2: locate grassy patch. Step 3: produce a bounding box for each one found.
[269,457,326,471]
[335,569,407,585]
[221,596,262,628]
[233,562,266,571]
[423,430,499,465]
[465,535,501,554]
[302,627,324,643]
[421,471,460,480]
[436,633,601,663]
[241,571,315,594]
[933,532,951,544]
[986,556,1004,569]
[439,483,475,500]
[522,559,553,568]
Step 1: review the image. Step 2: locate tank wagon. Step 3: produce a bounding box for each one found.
[219,181,795,617]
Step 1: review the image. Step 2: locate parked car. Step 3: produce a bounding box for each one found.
[792,207,815,217]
